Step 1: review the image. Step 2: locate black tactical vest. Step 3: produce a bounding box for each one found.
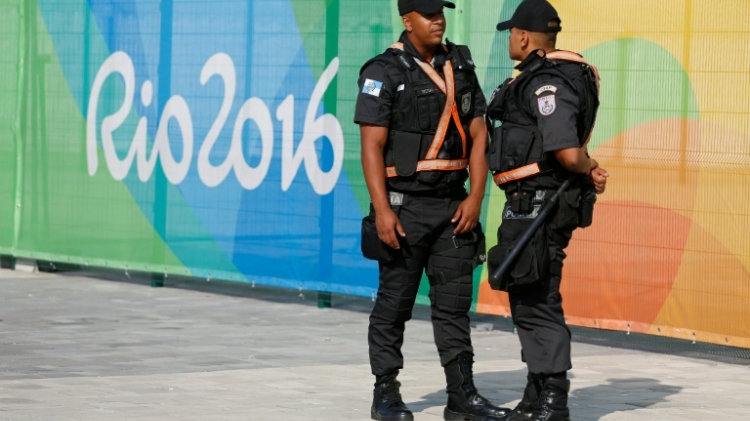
[486,50,600,192]
[360,41,478,192]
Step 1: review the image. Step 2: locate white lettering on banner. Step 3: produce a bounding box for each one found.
[86,51,344,195]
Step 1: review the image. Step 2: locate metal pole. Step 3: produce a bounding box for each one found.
[317,0,339,307]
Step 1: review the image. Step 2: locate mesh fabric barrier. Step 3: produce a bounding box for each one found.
[0,0,747,352]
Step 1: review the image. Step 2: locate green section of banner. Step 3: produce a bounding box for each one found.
[585,38,700,149]
[290,0,328,80]
[0,0,242,279]
[0,1,21,251]
[4,0,183,271]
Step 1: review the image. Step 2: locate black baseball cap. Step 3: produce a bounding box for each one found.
[496,0,562,32]
[398,0,455,16]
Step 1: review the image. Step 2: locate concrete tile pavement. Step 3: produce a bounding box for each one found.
[0,269,749,420]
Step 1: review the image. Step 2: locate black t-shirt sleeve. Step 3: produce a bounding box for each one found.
[526,76,580,152]
[353,61,395,127]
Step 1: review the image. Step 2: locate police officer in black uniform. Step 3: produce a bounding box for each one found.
[483,1,609,420]
[354,1,510,420]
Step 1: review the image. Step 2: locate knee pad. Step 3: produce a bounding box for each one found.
[374,261,423,322]
[427,257,474,313]
[372,288,417,322]
[426,241,475,284]
[426,254,473,282]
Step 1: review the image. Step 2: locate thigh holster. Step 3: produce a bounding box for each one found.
[487,203,550,291]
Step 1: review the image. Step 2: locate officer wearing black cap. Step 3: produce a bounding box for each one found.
[484,1,609,420]
[354,1,510,420]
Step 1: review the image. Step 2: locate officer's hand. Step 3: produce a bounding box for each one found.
[589,166,609,194]
[375,208,406,249]
[452,194,482,234]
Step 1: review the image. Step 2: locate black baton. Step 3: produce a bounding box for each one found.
[489,177,574,285]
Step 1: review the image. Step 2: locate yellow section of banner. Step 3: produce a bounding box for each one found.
[477,0,750,347]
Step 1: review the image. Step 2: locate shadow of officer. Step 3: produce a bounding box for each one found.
[568,377,683,420]
[416,371,682,420]
[410,369,527,415]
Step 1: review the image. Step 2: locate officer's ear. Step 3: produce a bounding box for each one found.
[519,30,530,50]
[402,14,412,32]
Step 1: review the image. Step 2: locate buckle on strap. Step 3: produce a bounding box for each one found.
[451,230,478,248]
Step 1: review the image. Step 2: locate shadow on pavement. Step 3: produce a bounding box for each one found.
[570,377,682,420]
[412,372,683,420]
[408,369,527,414]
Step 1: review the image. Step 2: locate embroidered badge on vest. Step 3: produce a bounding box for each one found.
[537,94,556,116]
[461,92,472,115]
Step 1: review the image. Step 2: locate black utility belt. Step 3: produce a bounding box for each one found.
[389,186,466,199]
[503,182,597,230]
[503,188,549,216]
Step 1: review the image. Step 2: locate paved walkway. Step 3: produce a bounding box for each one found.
[1,268,749,420]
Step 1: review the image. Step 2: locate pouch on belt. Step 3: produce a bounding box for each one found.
[360,192,404,262]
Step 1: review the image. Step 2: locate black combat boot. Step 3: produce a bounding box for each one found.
[443,353,510,421]
[526,377,571,421]
[371,373,414,421]
[502,374,544,421]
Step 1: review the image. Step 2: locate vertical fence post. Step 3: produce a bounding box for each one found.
[151,0,173,287]
[317,0,339,307]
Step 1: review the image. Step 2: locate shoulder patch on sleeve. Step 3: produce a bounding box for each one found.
[534,85,558,96]
[537,94,556,116]
[362,78,383,97]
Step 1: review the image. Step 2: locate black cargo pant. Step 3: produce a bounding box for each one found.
[368,189,477,376]
[507,230,573,375]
